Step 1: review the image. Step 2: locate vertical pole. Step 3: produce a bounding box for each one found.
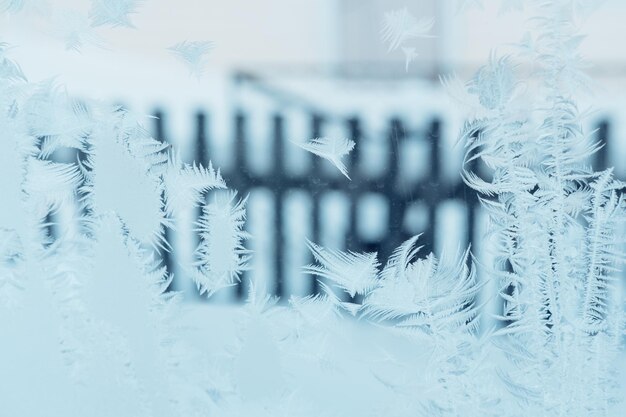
[595,119,609,171]
[424,118,441,254]
[346,117,361,303]
[273,114,285,299]
[153,110,177,293]
[346,117,361,252]
[193,111,209,301]
[386,118,404,259]
[465,128,478,249]
[310,113,323,295]
[234,111,247,300]
[195,112,209,167]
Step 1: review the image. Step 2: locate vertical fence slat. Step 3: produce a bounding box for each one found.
[422,118,441,254]
[234,111,247,300]
[192,111,210,301]
[310,113,323,295]
[152,110,178,293]
[273,114,285,298]
[158,106,572,303]
[346,117,361,256]
[596,119,609,171]
[195,112,209,166]
[385,118,404,259]
[345,117,362,302]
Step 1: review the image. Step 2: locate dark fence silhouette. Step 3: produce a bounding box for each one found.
[151,106,611,302]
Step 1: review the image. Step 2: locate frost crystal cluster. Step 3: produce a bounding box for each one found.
[1,0,625,416]
[381,7,434,72]
[0,42,250,415]
[454,2,626,413]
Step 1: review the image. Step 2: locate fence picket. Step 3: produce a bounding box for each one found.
[150,109,613,303]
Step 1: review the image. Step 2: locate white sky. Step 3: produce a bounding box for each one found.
[1,0,625,104]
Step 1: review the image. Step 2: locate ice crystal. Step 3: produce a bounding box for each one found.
[193,191,251,296]
[293,136,355,179]
[456,0,484,13]
[401,46,418,72]
[89,0,142,28]
[0,0,23,13]
[454,1,626,413]
[0,42,250,414]
[1,0,625,415]
[467,54,517,110]
[381,8,434,52]
[303,239,380,298]
[168,40,215,78]
[163,150,226,216]
[51,10,105,52]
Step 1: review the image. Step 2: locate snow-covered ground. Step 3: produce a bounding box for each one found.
[181,303,626,416]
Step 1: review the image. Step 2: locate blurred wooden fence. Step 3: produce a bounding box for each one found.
[150,105,611,302]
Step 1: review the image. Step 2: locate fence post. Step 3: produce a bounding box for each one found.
[421,118,441,254]
[151,110,177,293]
[385,118,404,259]
[310,113,323,295]
[346,117,361,255]
[272,113,285,298]
[234,110,247,300]
[595,119,609,170]
[191,111,211,301]
[195,111,209,167]
[465,128,479,250]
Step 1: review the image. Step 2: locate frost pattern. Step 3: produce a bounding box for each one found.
[302,235,499,416]
[51,9,105,51]
[1,1,625,416]
[163,151,226,216]
[89,0,142,28]
[456,0,484,13]
[0,40,250,415]
[381,8,434,52]
[193,192,251,296]
[381,7,434,72]
[293,136,355,179]
[364,237,482,333]
[304,239,379,298]
[0,0,23,13]
[467,54,517,110]
[455,1,626,414]
[401,46,418,72]
[168,40,215,78]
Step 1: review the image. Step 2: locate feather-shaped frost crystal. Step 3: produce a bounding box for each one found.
[401,46,418,72]
[468,54,517,110]
[163,151,226,216]
[0,43,26,82]
[456,0,484,13]
[168,40,215,78]
[0,0,23,13]
[381,8,434,52]
[303,240,379,298]
[89,0,142,28]
[293,137,355,179]
[499,0,524,14]
[193,192,251,296]
[51,10,105,52]
[363,236,482,333]
[23,159,82,216]
[83,108,169,249]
